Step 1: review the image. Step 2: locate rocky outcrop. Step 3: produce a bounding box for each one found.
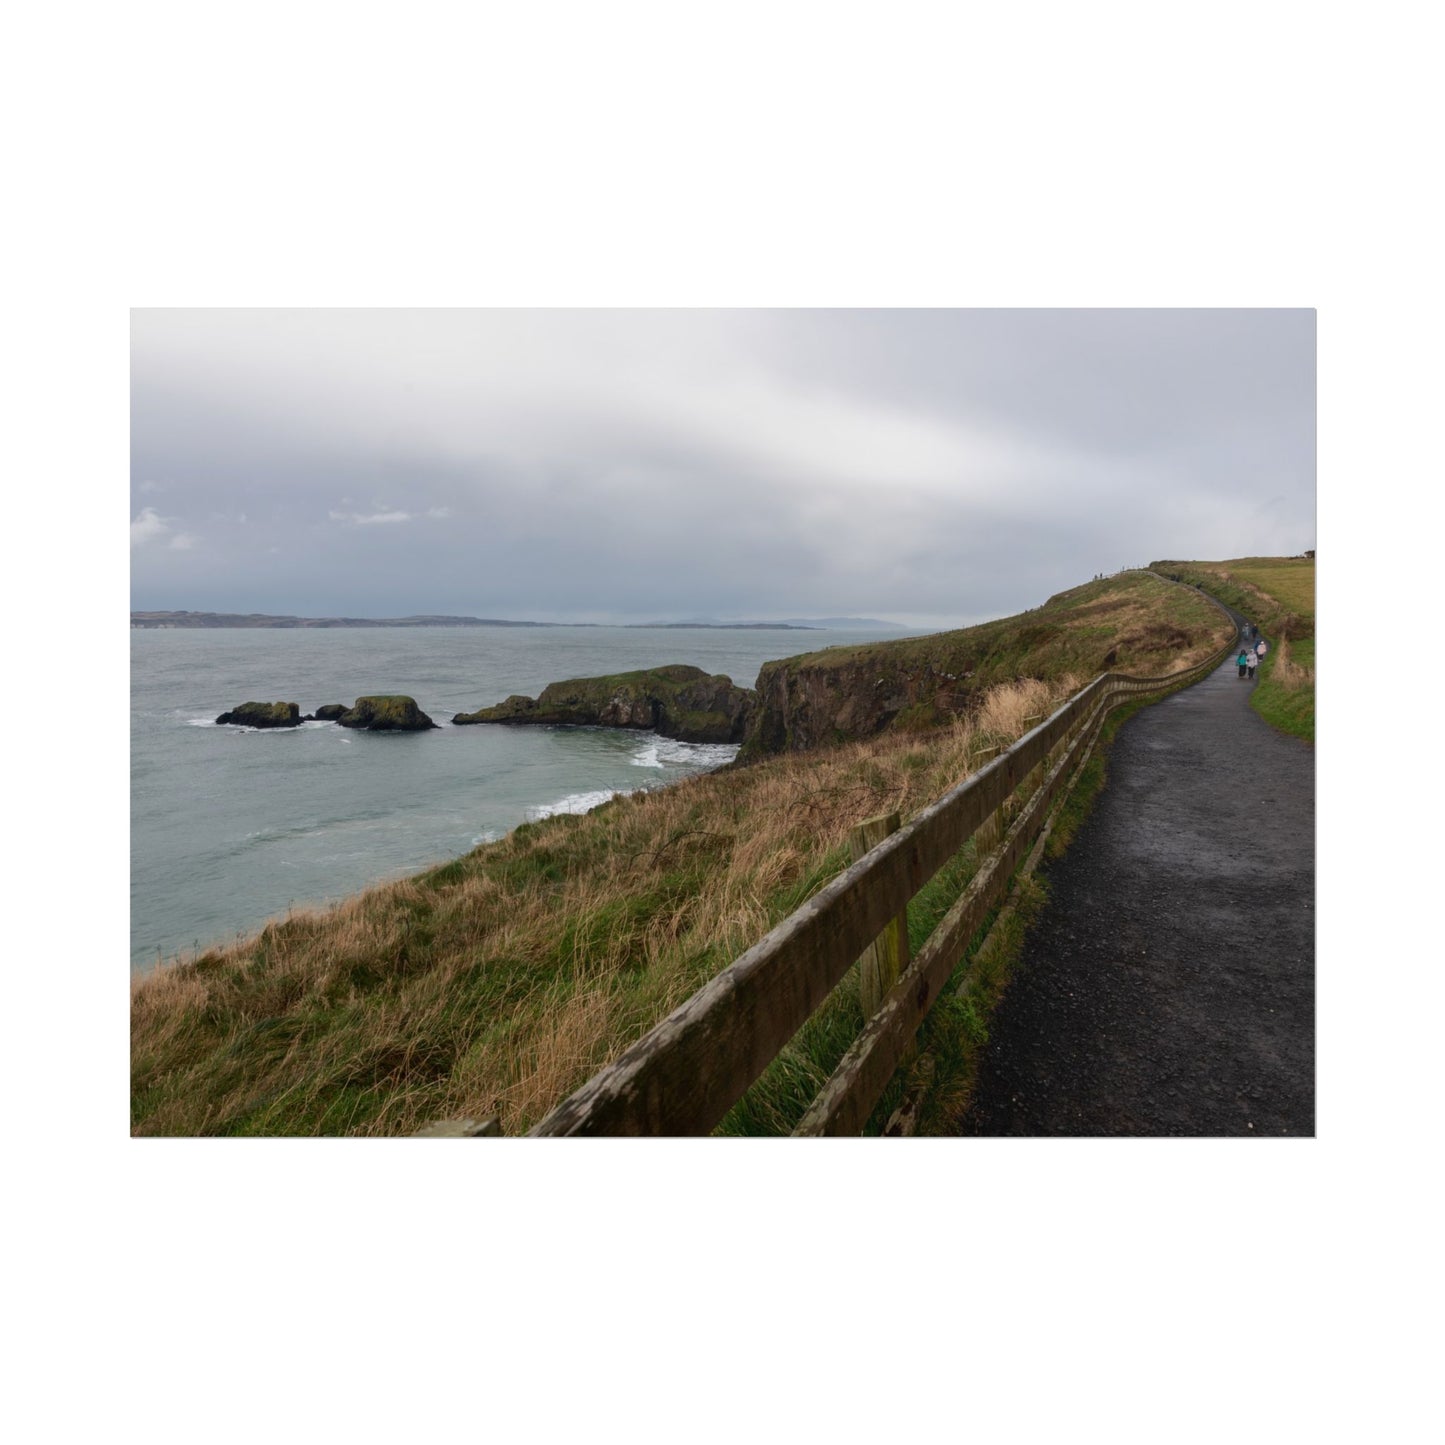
[215,701,302,728]
[453,665,755,744]
[309,704,348,722]
[738,653,973,761]
[337,696,437,731]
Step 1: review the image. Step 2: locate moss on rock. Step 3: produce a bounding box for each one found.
[453,665,754,743]
[215,701,302,728]
[337,696,437,731]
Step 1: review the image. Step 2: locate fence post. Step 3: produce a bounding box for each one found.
[850,812,908,1018]
[1020,715,1045,813]
[972,743,1003,855]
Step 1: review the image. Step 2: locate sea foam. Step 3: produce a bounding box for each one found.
[629,735,740,770]
[526,789,629,821]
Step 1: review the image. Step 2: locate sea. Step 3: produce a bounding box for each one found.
[130,623,902,972]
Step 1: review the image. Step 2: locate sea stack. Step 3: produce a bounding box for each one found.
[453,665,754,743]
[336,695,437,731]
[215,701,303,728]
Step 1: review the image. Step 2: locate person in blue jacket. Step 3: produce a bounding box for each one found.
[1237,648,1249,679]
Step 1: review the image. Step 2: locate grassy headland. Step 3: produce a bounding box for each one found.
[741,569,1234,758]
[1150,556,1315,742]
[132,571,1232,1136]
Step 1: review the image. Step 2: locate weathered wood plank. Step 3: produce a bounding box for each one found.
[413,1117,503,1137]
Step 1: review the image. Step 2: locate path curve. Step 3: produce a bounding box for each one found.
[960,619,1314,1136]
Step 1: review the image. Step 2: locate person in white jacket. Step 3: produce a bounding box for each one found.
[1246,648,1258,679]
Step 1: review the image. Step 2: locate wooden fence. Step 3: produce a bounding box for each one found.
[523,631,1237,1137]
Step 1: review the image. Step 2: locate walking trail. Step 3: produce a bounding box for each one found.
[961,620,1314,1136]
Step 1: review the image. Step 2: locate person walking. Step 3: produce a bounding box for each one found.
[1256,638,1269,659]
[1246,647,1258,680]
[1238,647,1249,679]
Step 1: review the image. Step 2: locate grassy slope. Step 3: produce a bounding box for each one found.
[132,572,1232,1137]
[769,570,1230,685]
[740,570,1233,758]
[1150,556,1315,742]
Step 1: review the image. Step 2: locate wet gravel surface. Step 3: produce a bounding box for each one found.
[961,635,1314,1136]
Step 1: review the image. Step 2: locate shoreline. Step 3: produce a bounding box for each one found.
[131,726,740,975]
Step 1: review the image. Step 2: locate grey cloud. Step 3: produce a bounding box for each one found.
[130,309,1315,625]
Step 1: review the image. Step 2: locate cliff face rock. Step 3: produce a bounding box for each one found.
[739,655,971,761]
[453,665,755,744]
[337,695,437,731]
[215,701,302,728]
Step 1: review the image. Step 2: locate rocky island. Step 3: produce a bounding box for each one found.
[453,665,755,744]
[214,701,303,728]
[215,696,437,730]
[336,696,437,730]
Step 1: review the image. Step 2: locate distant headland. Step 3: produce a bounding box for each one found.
[130,611,549,629]
[128,611,888,631]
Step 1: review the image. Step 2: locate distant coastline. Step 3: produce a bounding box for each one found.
[129,610,870,631]
[130,611,549,629]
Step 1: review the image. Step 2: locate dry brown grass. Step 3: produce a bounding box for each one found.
[1270,634,1314,690]
[132,673,1097,1137]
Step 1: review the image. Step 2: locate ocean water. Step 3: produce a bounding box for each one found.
[130,624,899,971]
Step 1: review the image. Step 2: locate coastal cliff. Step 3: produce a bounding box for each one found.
[736,572,1231,762]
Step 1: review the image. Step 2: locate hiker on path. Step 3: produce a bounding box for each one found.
[1246,648,1259,680]
[1238,648,1249,679]
[1257,638,1269,659]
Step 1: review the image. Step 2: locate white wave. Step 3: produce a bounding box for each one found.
[202,718,332,733]
[470,829,505,848]
[526,788,631,821]
[629,734,740,769]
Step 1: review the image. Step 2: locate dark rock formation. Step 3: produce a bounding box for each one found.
[453,665,755,744]
[311,704,348,722]
[337,696,437,731]
[215,701,302,728]
[738,654,970,761]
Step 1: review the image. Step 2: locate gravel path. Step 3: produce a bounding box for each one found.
[960,625,1314,1136]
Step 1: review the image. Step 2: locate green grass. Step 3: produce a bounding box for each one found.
[1251,637,1315,741]
[714,838,993,1137]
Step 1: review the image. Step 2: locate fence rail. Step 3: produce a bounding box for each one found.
[526,624,1236,1137]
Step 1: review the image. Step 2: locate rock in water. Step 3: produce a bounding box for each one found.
[215,701,302,728]
[311,703,348,722]
[453,665,755,743]
[336,695,437,731]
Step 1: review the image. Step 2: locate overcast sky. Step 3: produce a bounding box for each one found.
[130,309,1315,629]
